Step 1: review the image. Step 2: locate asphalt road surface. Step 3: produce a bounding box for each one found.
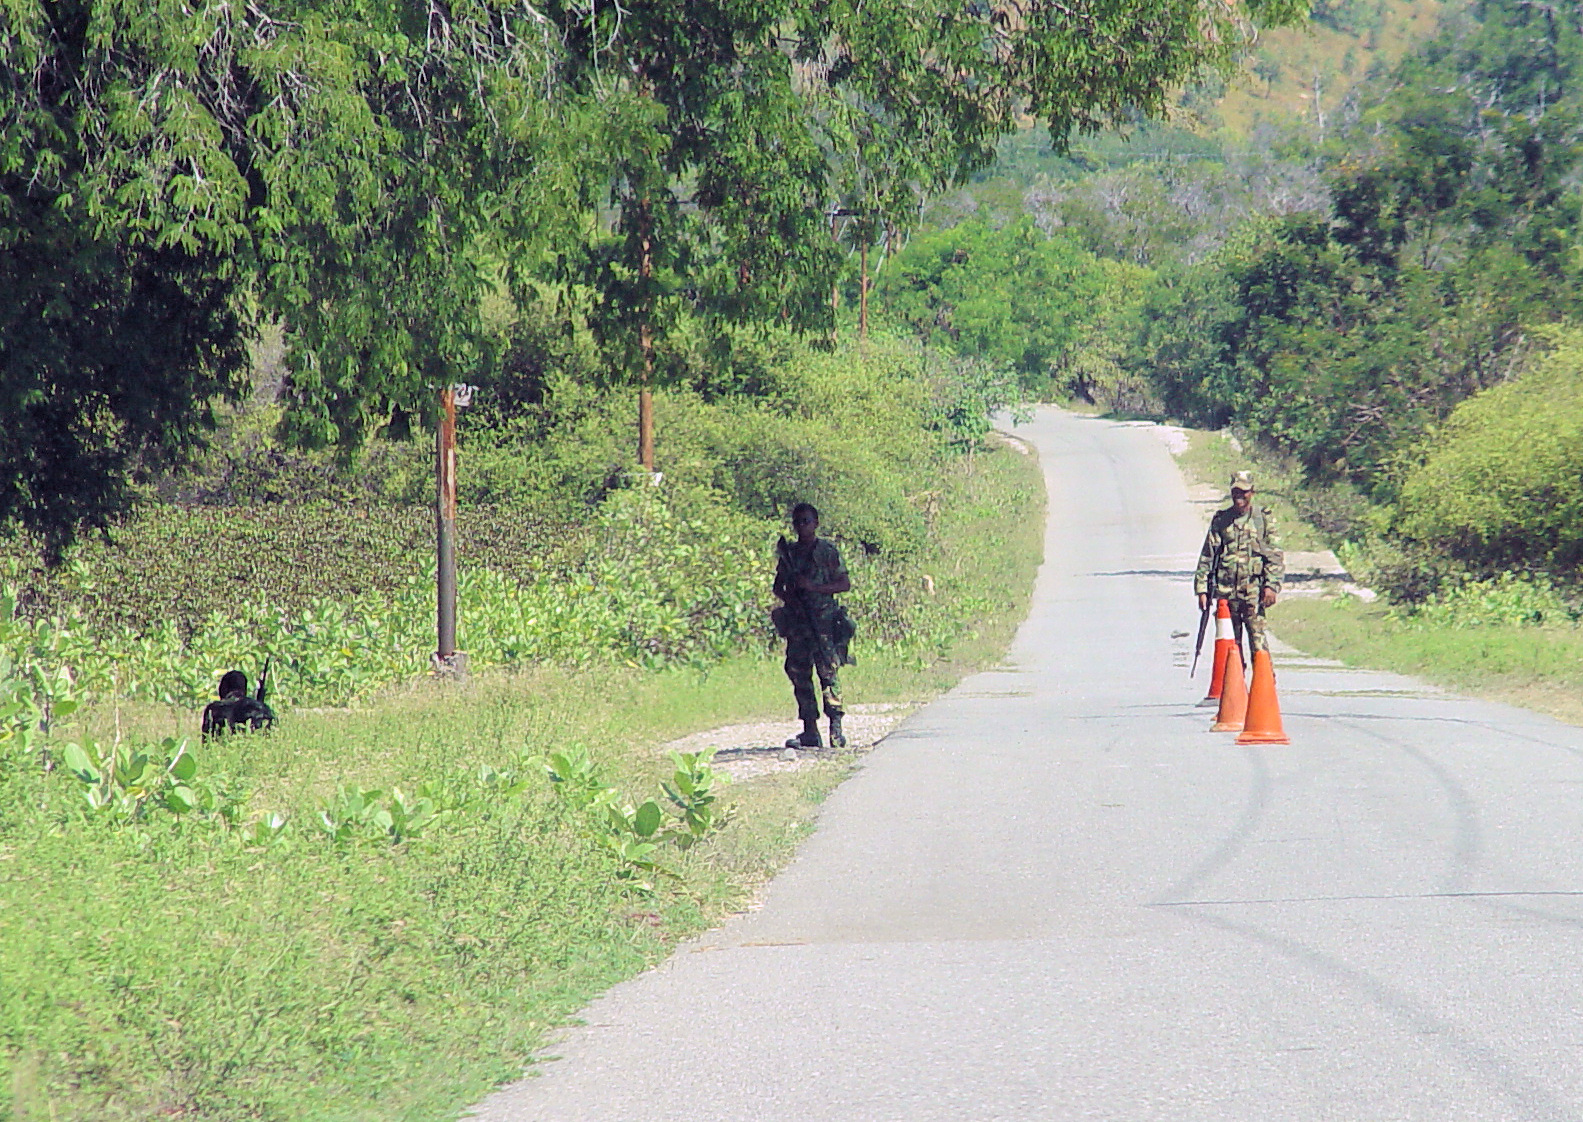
[472,407,1583,1121]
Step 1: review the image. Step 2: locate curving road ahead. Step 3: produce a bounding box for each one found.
[473,407,1583,1121]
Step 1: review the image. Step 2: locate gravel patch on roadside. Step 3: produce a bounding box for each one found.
[656,702,916,782]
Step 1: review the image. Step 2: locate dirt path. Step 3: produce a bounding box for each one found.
[656,702,917,782]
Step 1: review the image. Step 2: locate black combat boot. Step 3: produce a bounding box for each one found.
[785,719,822,750]
[828,713,846,749]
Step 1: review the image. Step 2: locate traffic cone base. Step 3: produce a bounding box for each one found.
[1210,642,1247,732]
[1237,649,1290,745]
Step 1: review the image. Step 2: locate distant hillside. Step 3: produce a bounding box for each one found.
[917,0,1453,233]
[1214,0,1447,136]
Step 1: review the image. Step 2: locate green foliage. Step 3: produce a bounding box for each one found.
[1121,0,1583,525]
[58,736,243,824]
[0,334,1016,720]
[1396,327,1583,572]
[1,0,583,542]
[6,501,583,638]
[317,783,451,845]
[660,750,732,850]
[876,218,1113,389]
[2,0,1307,548]
[0,586,80,757]
[540,743,733,882]
[1389,573,1582,629]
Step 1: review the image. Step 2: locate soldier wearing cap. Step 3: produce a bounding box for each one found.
[1194,471,1284,653]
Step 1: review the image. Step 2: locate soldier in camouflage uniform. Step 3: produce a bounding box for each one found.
[1194,471,1284,654]
[774,502,850,749]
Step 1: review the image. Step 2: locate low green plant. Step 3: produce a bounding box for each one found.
[1389,573,1582,629]
[541,745,734,882]
[661,750,732,849]
[0,587,81,758]
[58,736,241,824]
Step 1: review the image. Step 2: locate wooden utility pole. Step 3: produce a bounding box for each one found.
[639,199,656,472]
[434,384,464,677]
[860,240,869,342]
[829,210,841,341]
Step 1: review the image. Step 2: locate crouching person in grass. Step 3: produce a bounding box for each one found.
[773,502,853,750]
[201,667,276,740]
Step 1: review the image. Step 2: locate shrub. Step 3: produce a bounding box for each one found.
[1389,572,1582,629]
[1396,326,1583,574]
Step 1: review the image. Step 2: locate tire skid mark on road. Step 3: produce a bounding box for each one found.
[1297,708,1583,956]
[1339,716,1482,895]
[1154,744,1272,905]
[1180,908,1568,1122]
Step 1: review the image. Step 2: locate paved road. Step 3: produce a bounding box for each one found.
[473,407,1583,1121]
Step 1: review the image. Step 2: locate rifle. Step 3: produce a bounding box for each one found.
[776,537,821,639]
[1191,601,1211,679]
[1190,541,1222,678]
[256,657,271,704]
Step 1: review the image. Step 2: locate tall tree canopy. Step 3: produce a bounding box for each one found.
[1,0,1306,542]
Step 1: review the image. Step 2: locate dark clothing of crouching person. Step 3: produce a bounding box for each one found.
[201,670,276,740]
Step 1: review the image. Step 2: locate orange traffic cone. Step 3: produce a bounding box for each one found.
[1237,649,1290,744]
[1199,599,1235,707]
[1210,643,1247,732]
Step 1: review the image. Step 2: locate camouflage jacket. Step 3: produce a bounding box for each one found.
[773,538,848,635]
[1194,506,1284,600]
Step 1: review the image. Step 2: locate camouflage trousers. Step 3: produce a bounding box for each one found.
[1227,596,1269,654]
[785,631,844,722]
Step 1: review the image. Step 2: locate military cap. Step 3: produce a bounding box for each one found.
[1229,471,1254,492]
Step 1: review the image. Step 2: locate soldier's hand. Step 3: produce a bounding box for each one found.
[1262,587,1277,608]
[1197,593,1208,612]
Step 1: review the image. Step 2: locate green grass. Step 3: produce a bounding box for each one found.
[1174,428,1329,551]
[0,439,1045,1122]
[1276,596,1583,727]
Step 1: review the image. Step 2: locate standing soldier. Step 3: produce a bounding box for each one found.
[1195,471,1284,656]
[774,503,851,750]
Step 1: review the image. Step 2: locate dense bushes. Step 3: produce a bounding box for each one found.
[874,218,1124,396]
[1396,328,1583,573]
[1,334,1012,711]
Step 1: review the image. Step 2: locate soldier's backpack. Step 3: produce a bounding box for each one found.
[832,604,856,665]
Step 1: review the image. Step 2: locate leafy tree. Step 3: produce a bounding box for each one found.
[3,0,1309,540]
[876,218,1112,390]
[1397,326,1583,572]
[1,0,579,543]
[1122,0,1583,509]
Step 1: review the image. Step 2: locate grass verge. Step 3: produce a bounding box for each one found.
[1173,427,1328,551]
[1,436,1044,1122]
[1273,597,1583,727]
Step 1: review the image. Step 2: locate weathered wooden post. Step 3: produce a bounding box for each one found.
[434,383,471,678]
